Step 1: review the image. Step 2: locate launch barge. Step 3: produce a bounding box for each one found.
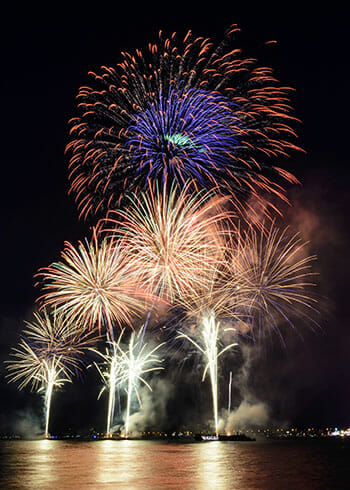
[194,434,255,442]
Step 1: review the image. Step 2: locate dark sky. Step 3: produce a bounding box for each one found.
[0,4,349,434]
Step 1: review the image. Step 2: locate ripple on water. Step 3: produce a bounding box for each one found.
[0,439,350,489]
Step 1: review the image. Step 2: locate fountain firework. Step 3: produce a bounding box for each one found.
[116,328,164,437]
[91,328,164,437]
[90,331,124,437]
[177,312,237,435]
[6,310,96,438]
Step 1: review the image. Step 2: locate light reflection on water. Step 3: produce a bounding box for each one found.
[0,439,349,489]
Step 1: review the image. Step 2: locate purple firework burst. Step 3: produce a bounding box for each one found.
[125,87,240,186]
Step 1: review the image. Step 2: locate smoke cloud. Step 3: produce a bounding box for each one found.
[218,343,271,433]
[126,378,173,435]
[223,400,269,432]
[3,408,43,438]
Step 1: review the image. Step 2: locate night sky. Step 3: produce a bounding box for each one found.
[0,5,349,434]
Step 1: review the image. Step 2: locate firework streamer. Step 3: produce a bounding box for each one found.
[228,371,233,413]
[67,25,302,221]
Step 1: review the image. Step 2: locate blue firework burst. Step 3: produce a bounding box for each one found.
[125,87,240,186]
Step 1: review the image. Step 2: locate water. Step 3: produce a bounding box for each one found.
[0,439,349,489]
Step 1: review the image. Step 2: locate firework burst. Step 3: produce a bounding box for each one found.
[226,223,318,341]
[37,230,151,338]
[67,25,301,220]
[104,181,228,305]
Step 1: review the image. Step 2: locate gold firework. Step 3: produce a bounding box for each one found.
[37,230,152,337]
[104,181,229,305]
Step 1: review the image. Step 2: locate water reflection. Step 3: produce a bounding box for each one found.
[27,440,53,487]
[96,440,196,488]
[0,439,349,489]
[195,441,238,488]
[97,440,140,486]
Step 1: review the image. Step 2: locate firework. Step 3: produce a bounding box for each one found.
[177,312,237,436]
[89,330,124,437]
[228,371,233,413]
[67,25,301,220]
[226,223,318,341]
[175,222,317,433]
[164,237,244,436]
[116,328,164,437]
[125,87,239,187]
[37,230,151,338]
[105,181,228,305]
[90,328,164,437]
[6,310,95,438]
